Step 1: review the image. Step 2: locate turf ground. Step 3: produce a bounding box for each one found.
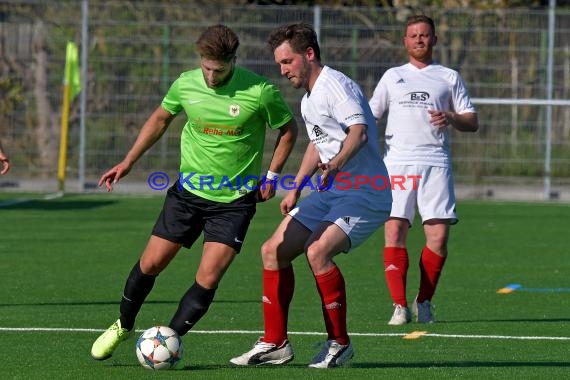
[1,192,569,379]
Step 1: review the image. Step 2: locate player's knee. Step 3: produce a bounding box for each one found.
[384,219,408,246]
[195,273,221,290]
[261,239,279,264]
[305,244,328,273]
[425,231,449,253]
[426,241,448,255]
[139,256,168,276]
[385,232,406,247]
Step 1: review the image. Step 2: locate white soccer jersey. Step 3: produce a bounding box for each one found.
[369,63,476,167]
[301,66,390,199]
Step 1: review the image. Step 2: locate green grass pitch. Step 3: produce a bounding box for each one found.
[1,193,569,379]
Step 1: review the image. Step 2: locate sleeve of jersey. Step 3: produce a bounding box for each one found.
[452,74,477,114]
[160,78,183,115]
[332,97,368,132]
[369,76,389,120]
[259,82,294,130]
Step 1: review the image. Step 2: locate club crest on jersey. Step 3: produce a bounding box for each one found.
[229,104,240,117]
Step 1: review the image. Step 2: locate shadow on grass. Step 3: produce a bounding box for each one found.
[107,361,570,370]
[0,299,259,307]
[436,318,570,323]
[0,198,116,210]
[352,361,570,369]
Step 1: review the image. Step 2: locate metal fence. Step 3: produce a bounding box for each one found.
[1,1,569,201]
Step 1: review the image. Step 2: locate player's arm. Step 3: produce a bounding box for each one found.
[0,141,10,175]
[99,106,176,192]
[267,119,298,175]
[428,110,478,132]
[449,112,479,132]
[368,78,389,121]
[258,118,298,202]
[318,123,368,189]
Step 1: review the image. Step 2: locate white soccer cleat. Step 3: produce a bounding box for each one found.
[413,298,435,323]
[388,304,411,325]
[230,338,294,366]
[308,340,353,368]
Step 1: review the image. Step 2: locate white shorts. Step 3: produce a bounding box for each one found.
[289,190,391,251]
[387,164,458,225]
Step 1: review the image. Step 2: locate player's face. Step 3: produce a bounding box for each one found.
[404,22,437,63]
[200,57,235,88]
[273,41,310,90]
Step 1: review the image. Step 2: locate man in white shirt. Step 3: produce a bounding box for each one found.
[231,22,392,368]
[369,15,479,326]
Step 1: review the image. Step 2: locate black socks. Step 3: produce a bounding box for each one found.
[169,281,217,336]
[119,261,156,331]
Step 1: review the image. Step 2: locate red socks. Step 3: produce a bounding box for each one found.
[315,265,349,345]
[262,265,349,346]
[384,247,409,307]
[384,246,447,306]
[417,246,447,303]
[262,266,294,345]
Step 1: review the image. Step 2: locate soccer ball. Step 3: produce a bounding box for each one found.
[135,326,183,370]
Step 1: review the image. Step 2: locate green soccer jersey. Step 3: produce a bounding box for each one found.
[161,66,293,203]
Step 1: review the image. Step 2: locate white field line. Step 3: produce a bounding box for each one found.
[0,327,569,341]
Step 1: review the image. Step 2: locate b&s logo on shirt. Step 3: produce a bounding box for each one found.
[400,91,432,109]
[407,91,430,101]
[229,104,240,117]
[312,125,328,144]
[313,125,324,137]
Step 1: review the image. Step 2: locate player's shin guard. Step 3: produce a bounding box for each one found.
[169,281,216,336]
[263,266,295,345]
[417,246,447,302]
[119,260,157,331]
[384,247,409,306]
[315,265,349,346]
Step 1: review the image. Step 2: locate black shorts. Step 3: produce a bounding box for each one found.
[151,181,257,253]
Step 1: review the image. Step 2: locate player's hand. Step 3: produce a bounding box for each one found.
[256,177,277,202]
[317,162,338,191]
[0,153,10,175]
[280,190,299,215]
[428,109,450,129]
[98,161,132,192]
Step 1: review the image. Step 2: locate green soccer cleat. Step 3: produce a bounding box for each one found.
[91,319,132,360]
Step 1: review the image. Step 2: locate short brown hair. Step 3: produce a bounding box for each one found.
[405,15,436,35]
[196,24,239,62]
[268,23,321,61]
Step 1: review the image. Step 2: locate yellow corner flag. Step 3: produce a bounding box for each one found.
[58,41,81,192]
[64,41,81,100]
